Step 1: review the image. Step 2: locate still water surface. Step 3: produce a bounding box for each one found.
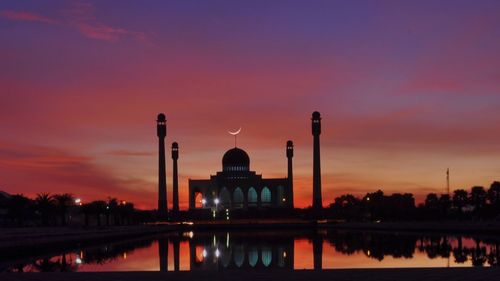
[2,229,499,272]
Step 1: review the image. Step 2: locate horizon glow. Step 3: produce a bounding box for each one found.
[1,0,499,209]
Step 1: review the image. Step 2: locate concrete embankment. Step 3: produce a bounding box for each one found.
[0,225,178,254]
[2,268,500,281]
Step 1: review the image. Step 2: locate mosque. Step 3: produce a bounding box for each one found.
[188,144,294,211]
[156,111,322,217]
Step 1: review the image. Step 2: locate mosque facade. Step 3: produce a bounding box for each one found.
[188,146,294,211]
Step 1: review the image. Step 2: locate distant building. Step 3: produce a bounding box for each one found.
[189,145,293,211]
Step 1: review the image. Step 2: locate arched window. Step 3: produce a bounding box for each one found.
[262,247,272,267]
[194,192,203,208]
[261,187,271,204]
[233,187,244,208]
[220,187,231,208]
[248,187,257,205]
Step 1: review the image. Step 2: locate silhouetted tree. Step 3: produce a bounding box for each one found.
[425,193,439,209]
[89,200,107,226]
[7,194,34,226]
[453,189,468,214]
[488,182,500,208]
[470,186,487,214]
[53,193,74,226]
[35,193,55,226]
[438,194,451,217]
[106,198,119,226]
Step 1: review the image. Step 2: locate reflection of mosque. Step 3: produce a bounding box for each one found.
[188,232,294,270]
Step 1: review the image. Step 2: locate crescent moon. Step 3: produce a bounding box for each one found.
[228,127,241,136]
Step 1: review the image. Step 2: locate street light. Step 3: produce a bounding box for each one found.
[201,198,207,206]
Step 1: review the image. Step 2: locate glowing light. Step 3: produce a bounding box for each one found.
[215,249,220,257]
[75,257,82,264]
[74,198,81,204]
[202,249,207,258]
[201,198,207,205]
[283,251,287,258]
[214,198,220,205]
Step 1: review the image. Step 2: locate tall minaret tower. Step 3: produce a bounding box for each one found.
[172,142,179,213]
[312,111,323,210]
[286,140,294,208]
[157,113,167,218]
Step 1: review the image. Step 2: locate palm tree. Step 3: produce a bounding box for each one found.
[53,193,75,226]
[35,193,55,226]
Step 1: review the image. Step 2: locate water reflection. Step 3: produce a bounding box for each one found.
[187,232,294,270]
[2,230,500,272]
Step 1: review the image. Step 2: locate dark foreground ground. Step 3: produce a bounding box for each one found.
[2,268,500,281]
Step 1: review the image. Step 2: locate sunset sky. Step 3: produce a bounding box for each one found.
[1,0,499,209]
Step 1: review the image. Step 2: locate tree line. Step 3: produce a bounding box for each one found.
[327,181,500,221]
[0,193,150,227]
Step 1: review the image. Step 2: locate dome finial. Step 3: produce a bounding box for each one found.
[228,127,242,147]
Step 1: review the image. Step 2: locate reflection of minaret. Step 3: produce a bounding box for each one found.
[157,113,167,218]
[286,140,294,208]
[158,238,168,272]
[313,235,323,271]
[172,142,179,213]
[173,237,180,271]
[312,111,323,209]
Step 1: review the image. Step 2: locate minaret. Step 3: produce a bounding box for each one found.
[312,111,323,210]
[172,142,179,213]
[286,140,294,208]
[157,113,167,218]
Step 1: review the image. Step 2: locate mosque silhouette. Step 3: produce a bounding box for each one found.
[156,111,323,217]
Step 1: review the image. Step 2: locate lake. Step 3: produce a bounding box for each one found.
[1,229,499,272]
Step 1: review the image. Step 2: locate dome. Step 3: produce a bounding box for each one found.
[222,148,250,170]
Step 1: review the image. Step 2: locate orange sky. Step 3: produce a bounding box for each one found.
[1,1,499,209]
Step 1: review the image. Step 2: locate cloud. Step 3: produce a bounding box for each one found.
[0,10,58,24]
[65,1,152,43]
[0,141,155,209]
[0,2,152,44]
